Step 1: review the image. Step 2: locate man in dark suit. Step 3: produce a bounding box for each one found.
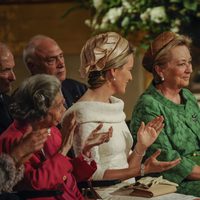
[0,43,16,134]
[23,35,87,108]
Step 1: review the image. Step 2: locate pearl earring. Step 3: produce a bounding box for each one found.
[113,77,116,81]
[161,77,165,81]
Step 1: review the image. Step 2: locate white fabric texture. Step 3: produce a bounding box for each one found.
[63,96,133,180]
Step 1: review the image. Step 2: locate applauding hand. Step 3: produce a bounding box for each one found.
[11,127,49,167]
[137,116,164,151]
[144,149,181,174]
[59,112,77,156]
[82,123,113,157]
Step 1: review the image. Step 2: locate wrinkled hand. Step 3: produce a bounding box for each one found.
[144,149,181,174]
[11,128,49,166]
[137,116,164,149]
[60,112,77,155]
[82,123,113,157]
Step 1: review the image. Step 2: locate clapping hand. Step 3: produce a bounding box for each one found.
[82,123,113,157]
[59,112,77,155]
[137,116,164,150]
[11,127,49,166]
[144,149,181,174]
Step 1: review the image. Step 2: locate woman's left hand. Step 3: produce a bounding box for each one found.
[82,123,113,157]
[144,149,181,174]
[137,116,164,149]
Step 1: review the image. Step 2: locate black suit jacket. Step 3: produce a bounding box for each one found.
[0,94,13,134]
[61,78,87,108]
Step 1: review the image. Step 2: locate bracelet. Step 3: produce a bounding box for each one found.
[82,152,93,164]
[133,147,146,157]
[140,163,145,176]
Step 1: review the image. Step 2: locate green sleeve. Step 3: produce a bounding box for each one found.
[130,97,196,184]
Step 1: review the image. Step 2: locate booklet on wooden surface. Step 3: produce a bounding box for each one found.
[131,176,178,198]
[130,183,177,198]
[112,176,178,198]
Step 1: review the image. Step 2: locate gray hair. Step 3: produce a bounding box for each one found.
[10,74,61,122]
[22,35,57,74]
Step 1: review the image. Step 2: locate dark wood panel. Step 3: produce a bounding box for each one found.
[0,0,70,4]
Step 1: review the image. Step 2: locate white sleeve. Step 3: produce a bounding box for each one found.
[73,122,107,180]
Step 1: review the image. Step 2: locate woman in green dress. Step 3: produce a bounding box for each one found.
[130,31,200,197]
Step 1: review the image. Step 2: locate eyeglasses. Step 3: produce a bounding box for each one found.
[44,53,64,65]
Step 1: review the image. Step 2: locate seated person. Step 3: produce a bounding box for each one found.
[23,35,87,108]
[0,43,16,134]
[130,31,200,197]
[0,74,112,200]
[63,32,180,182]
[0,129,48,192]
[23,35,87,157]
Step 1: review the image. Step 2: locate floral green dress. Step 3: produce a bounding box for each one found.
[130,82,200,197]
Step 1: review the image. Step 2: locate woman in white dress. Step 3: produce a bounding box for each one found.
[63,32,180,181]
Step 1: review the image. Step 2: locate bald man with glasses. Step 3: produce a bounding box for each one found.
[23,35,87,108]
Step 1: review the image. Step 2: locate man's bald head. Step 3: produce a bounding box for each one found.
[23,35,66,81]
[0,43,16,93]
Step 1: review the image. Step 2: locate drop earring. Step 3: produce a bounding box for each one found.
[161,76,165,81]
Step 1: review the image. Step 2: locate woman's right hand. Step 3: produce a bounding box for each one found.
[59,112,77,156]
[136,116,164,154]
[143,149,181,174]
[11,128,49,166]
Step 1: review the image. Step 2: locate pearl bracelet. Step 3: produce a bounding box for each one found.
[141,163,145,176]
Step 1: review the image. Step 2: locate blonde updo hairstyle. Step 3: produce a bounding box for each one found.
[80,32,134,89]
[142,31,192,84]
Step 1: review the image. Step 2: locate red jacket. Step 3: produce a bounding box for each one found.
[0,121,97,200]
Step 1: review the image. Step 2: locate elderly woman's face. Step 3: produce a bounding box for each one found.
[159,45,192,89]
[44,91,66,127]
